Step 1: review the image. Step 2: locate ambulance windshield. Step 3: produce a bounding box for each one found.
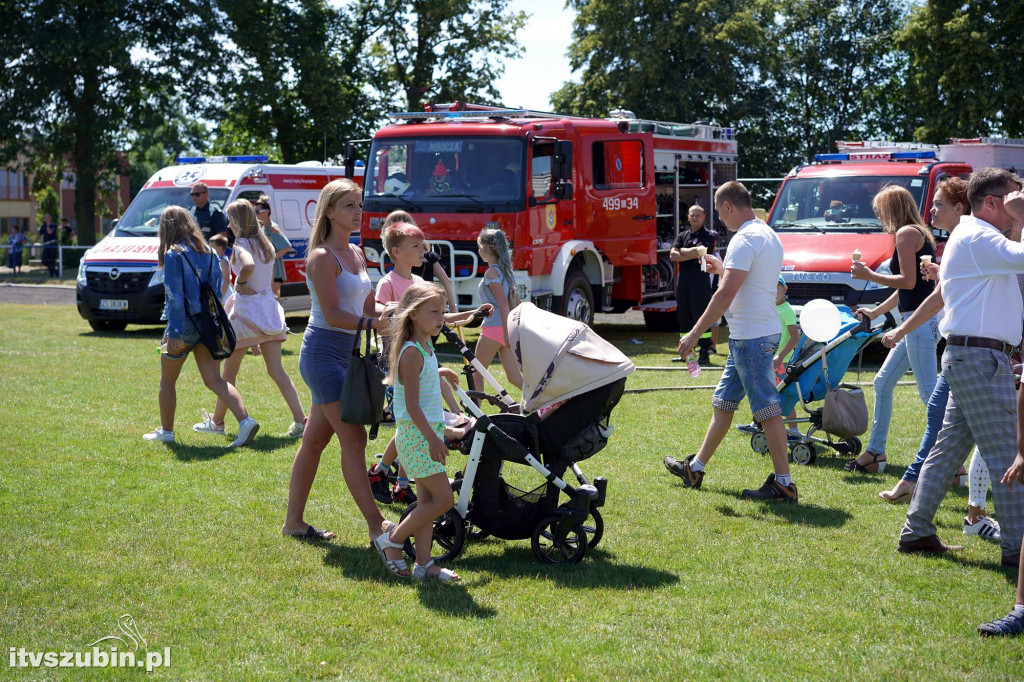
[768,176,928,231]
[363,137,525,212]
[115,187,231,236]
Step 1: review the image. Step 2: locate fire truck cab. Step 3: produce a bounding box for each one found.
[359,103,738,329]
[768,138,1024,310]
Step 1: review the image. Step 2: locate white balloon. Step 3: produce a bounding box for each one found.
[800,299,842,343]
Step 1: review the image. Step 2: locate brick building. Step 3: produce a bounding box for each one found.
[0,161,131,240]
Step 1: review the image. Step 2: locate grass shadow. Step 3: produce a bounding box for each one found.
[248,435,298,452]
[168,442,233,462]
[320,543,496,618]
[911,549,1020,585]
[452,546,679,590]
[414,580,498,619]
[715,501,852,528]
[80,326,163,341]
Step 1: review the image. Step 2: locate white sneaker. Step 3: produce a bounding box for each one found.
[964,516,1001,541]
[230,417,260,447]
[193,408,225,435]
[284,420,305,438]
[143,428,175,443]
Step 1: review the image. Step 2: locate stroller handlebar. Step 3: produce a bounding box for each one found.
[852,309,897,335]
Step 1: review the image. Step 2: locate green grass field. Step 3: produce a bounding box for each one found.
[1,304,1019,680]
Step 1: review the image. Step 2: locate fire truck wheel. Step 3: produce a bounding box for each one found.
[557,270,594,326]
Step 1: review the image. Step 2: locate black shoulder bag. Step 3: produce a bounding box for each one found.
[339,316,387,439]
[180,252,236,360]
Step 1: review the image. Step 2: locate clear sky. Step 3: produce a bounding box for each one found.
[493,0,577,113]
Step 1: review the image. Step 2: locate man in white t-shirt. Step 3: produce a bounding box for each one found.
[665,181,796,502]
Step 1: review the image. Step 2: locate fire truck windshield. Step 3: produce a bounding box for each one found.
[363,136,525,213]
[115,187,231,236]
[768,175,929,232]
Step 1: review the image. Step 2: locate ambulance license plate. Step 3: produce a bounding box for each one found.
[99,299,128,311]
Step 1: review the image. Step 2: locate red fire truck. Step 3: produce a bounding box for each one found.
[767,138,1024,310]
[358,102,738,329]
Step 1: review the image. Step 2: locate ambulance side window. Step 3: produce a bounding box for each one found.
[592,140,644,190]
[236,190,264,204]
[531,143,555,198]
[279,200,302,232]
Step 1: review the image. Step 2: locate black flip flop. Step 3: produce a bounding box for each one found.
[290,525,335,541]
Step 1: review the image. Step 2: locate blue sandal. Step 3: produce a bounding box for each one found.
[978,609,1024,636]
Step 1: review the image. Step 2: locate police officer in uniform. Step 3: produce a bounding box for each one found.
[189,182,230,244]
[671,204,717,365]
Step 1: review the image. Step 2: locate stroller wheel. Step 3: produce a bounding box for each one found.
[790,442,817,466]
[750,431,768,454]
[532,515,587,565]
[582,507,604,549]
[847,437,863,456]
[400,505,466,563]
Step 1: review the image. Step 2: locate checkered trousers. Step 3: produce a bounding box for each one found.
[901,346,1024,556]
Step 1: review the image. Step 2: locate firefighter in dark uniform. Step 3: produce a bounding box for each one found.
[670,204,717,365]
[188,182,230,245]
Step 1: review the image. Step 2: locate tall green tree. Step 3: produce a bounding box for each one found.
[368,0,528,112]
[552,0,911,178]
[898,0,1024,142]
[214,0,383,163]
[0,1,218,244]
[769,0,912,164]
[551,0,777,175]
[127,102,210,197]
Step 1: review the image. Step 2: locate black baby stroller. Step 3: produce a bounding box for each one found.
[398,303,635,565]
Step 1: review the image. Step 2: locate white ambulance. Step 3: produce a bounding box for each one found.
[76,155,363,331]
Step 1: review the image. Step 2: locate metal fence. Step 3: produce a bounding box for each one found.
[0,243,91,278]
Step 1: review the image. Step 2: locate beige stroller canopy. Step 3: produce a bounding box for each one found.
[509,303,635,414]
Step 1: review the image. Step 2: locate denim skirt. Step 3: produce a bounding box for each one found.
[299,326,354,405]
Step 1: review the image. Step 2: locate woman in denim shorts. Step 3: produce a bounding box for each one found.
[281,179,406,576]
[142,207,258,446]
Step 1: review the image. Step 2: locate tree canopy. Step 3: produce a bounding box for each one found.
[898,0,1024,142]
[367,0,527,112]
[0,0,219,243]
[213,0,382,163]
[3,0,1023,237]
[0,0,526,238]
[553,0,917,178]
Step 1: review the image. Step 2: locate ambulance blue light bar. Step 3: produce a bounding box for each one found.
[175,155,269,164]
[814,151,937,163]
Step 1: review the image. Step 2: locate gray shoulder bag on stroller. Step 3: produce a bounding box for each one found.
[821,383,868,439]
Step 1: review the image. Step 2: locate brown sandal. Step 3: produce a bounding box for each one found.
[845,451,886,474]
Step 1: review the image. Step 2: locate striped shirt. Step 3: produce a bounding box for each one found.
[393,341,445,423]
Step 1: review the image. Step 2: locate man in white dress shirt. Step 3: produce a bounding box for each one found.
[899,168,1024,566]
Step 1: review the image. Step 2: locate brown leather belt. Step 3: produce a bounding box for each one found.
[946,335,1015,355]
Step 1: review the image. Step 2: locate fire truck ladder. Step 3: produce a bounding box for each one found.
[388,101,583,122]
